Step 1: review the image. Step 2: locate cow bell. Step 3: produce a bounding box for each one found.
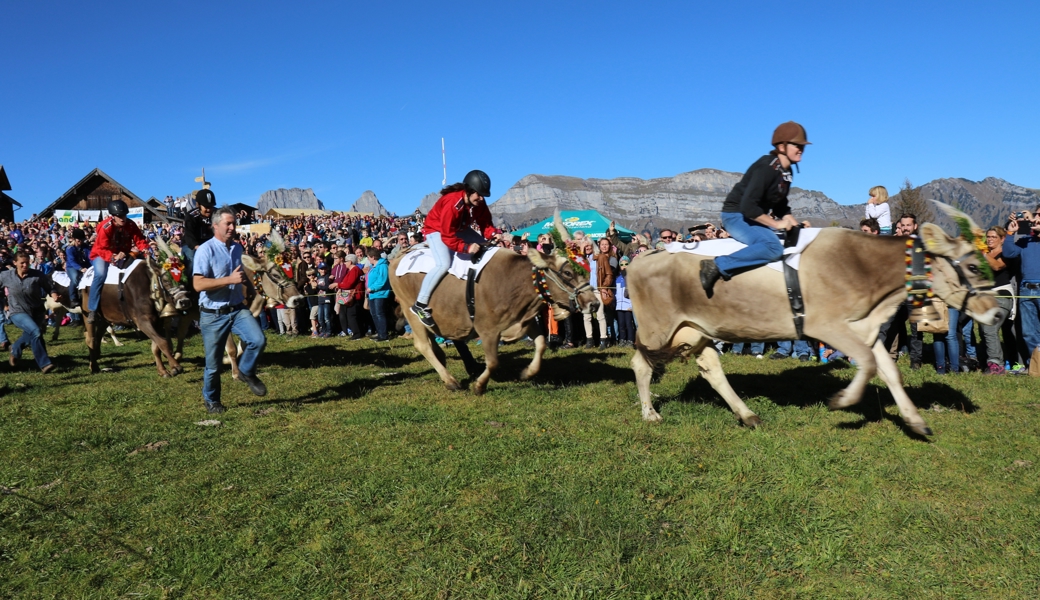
[909,302,941,324]
[160,303,180,318]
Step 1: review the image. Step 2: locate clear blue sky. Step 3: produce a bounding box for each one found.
[3,1,1037,219]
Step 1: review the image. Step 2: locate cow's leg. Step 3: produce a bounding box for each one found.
[870,340,932,436]
[108,326,124,347]
[408,315,462,390]
[50,309,64,342]
[821,332,878,411]
[86,319,101,374]
[453,340,483,380]
[173,316,191,360]
[472,332,501,396]
[226,336,241,380]
[694,344,762,428]
[631,342,663,422]
[519,332,546,381]
[137,318,179,377]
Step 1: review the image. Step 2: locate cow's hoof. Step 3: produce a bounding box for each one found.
[642,410,663,423]
[827,391,858,410]
[170,367,183,377]
[444,380,462,391]
[909,422,933,437]
[174,352,183,360]
[160,372,171,378]
[471,383,487,396]
[741,415,762,428]
[518,368,535,381]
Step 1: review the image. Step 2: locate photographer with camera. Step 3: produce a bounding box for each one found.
[1003,208,1040,370]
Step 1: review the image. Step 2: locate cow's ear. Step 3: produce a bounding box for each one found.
[241,254,262,271]
[919,224,963,256]
[526,249,549,269]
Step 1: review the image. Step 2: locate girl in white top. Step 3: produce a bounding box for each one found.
[865,185,892,234]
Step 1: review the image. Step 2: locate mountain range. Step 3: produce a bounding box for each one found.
[257,172,1040,235]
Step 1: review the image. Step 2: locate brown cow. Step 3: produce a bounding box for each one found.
[391,224,600,394]
[83,258,193,377]
[628,223,1003,436]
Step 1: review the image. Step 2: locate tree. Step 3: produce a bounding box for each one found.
[892,178,933,224]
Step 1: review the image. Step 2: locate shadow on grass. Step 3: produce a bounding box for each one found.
[491,344,633,387]
[669,362,977,439]
[254,371,419,407]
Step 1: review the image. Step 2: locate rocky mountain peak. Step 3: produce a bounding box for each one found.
[256,188,325,214]
[350,190,390,216]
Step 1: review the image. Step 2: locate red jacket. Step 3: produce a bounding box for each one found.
[422,190,498,253]
[89,217,150,262]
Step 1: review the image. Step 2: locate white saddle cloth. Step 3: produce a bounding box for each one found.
[663,228,822,272]
[394,245,501,281]
[77,259,144,289]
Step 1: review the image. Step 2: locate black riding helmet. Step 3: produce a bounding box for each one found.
[463,170,491,198]
[71,228,87,241]
[108,200,129,217]
[194,188,216,209]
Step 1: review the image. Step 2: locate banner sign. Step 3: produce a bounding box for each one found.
[78,210,102,222]
[57,210,77,225]
[127,207,145,226]
[236,223,272,235]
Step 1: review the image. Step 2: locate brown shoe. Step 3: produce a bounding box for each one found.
[41,364,56,374]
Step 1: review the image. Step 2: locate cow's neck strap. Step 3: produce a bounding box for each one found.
[905,237,934,307]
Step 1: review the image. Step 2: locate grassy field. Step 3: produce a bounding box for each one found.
[2,327,1039,599]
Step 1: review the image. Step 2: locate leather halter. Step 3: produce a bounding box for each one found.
[939,249,993,313]
[537,266,593,313]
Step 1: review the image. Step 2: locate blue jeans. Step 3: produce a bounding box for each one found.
[317,303,332,334]
[416,229,484,304]
[947,307,976,360]
[1019,284,1040,363]
[369,297,388,339]
[0,311,9,344]
[775,339,812,358]
[9,311,52,370]
[714,212,784,278]
[732,342,765,355]
[199,308,266,406]
[88,257,109,313]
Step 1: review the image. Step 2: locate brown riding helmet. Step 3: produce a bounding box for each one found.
[771,121,811,146]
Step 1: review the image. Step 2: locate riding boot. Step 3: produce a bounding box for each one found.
[700,259,723,294]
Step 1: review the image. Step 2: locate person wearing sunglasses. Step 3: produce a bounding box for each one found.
[701,121,811,294]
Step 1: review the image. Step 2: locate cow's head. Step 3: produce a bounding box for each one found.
[525,211,600,318]
[919,223,1003,326]
[241,231,304,308]
[147,253,193,311]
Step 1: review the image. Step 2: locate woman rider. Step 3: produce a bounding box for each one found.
[700,121,810,293]
[410,170,500,328]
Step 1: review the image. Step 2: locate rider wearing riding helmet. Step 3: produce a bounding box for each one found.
[701,121,810,293]
[410,169,501,328]
[87,200,150,323]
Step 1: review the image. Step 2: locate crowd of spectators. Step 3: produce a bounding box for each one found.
[2,200,1039,375]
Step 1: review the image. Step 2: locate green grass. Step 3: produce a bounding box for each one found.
[2,328,1040,598]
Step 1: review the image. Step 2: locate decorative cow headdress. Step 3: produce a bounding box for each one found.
[929,200,994,280]
[548,210,588,277]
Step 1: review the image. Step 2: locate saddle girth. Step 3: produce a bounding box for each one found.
[465,246,490,322]
[781,227,805,339]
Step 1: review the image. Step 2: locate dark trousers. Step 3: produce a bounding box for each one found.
[339,302,362,336]
[879,304,923,363]
[369,297,388,339]
[617,310,636,343]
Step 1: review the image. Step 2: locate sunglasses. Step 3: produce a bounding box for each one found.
[661,236,675,241]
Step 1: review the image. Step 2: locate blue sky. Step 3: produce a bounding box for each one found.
[3,1,1037,220]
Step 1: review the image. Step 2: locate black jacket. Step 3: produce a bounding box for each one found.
[183,208,214,251]
[721,154,793,220]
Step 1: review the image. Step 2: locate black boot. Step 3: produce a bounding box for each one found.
[700,259,722,295]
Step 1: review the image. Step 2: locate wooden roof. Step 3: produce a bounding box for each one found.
[0,165,11,191]
[39,168,168,222]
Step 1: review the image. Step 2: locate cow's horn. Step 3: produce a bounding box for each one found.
[553,210,571,243]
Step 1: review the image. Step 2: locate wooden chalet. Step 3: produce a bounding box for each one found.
[38,168,169,224]
[0,165,23,223]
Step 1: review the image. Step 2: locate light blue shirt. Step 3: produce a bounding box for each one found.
[193,237,245,310]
